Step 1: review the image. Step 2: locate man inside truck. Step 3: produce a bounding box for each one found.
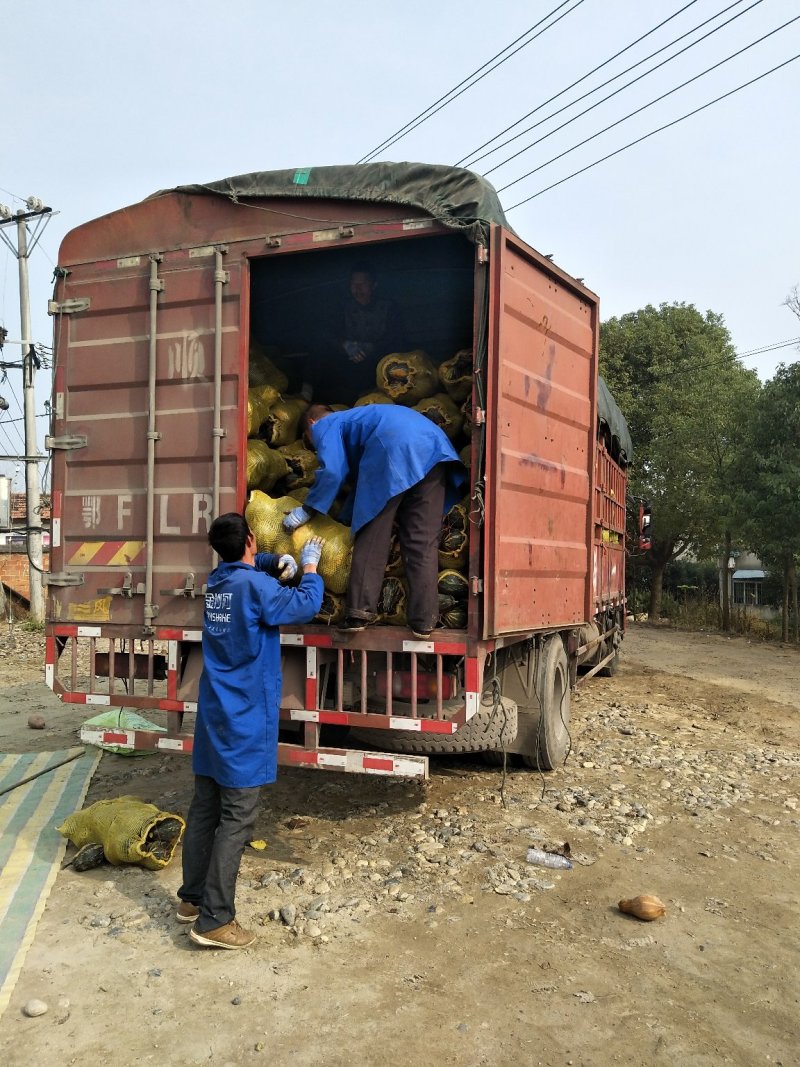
[177,515,325,950]
[282,403,464,639]
[313,262,408,402]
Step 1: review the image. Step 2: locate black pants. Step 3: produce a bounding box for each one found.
[347,463,446,633]
[178,775,260,933]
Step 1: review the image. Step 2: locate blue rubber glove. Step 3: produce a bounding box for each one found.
[276,554,297,582]
[282,505,311,532]
[300,536,325,568]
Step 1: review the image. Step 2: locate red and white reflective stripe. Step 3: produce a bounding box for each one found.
[45,663,54,689]
[168,642,179,672]
[157,736,193,753]
[280,633,304,646]
[81,727,136,748]
[77,626,102,638]
[85,694,111,706]
[465,692,479,720]
[279,745,427,779]
[402,638,435,653]
[285,708,458,734]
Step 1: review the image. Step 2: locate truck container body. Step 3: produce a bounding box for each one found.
[44,164,628,778]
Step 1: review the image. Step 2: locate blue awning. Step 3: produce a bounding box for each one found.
[733,569,765,580]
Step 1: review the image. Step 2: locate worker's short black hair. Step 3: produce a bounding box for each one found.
[208,512,250,562]
[350,261,376,281]
[300,403,334,441]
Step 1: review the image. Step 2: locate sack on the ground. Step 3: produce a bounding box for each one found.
[278,439,319,490]
[247,440,290,491]
[249,341,289,393]
[413,393,463,441]
[58,797,185,871]
[438,348,473,403]
[355,391,394,407]
[376,350,439,405]
[247,384,281,436]
[246,491,353,594]
[263,396,308,447]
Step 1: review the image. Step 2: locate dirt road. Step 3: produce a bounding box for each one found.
[0,624,797,1067]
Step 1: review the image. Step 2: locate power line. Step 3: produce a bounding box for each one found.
[504,49,800,209]
[494,0,782,185]
[356,0,588,165]
[736,337,800,358]
[456,0,708,167]
[467,0,762,173]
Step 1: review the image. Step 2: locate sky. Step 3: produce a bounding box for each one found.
[2,0,799,489]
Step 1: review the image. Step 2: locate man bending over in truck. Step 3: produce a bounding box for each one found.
[177,514,324,950]
[282,403,464,638]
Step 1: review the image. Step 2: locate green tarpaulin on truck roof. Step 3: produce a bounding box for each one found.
[159,162,511,245]
[159,163,632,462]
[598,375,633,464]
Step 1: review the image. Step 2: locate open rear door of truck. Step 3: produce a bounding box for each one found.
[483,226,598,639]
[48,234,246,633]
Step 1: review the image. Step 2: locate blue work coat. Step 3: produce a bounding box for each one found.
[193,553,323,788]
[306,406,465,534]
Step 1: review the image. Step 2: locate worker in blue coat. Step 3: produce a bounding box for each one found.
[283,404,465,638]
[178,513,324,950]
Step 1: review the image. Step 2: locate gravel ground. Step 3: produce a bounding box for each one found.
[0,623,798,1066]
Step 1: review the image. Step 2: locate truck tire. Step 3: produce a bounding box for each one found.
[349,697,518,755]
[519,635,571,770]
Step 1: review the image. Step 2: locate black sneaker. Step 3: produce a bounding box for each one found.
[336,617,367,633]
[411,629,433,639]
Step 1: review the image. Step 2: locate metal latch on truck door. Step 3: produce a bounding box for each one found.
[45,434,87,451]
[48,297,90,315]
[43,571,84,587]
[160,573,207,598]
[99,572,145,599]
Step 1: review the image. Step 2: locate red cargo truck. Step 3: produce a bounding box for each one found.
[44,164,630,780]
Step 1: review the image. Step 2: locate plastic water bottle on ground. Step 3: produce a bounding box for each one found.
[526,847,573,870]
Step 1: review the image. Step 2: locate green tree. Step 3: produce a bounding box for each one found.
[735,363,800,642]
[600,303,760,620]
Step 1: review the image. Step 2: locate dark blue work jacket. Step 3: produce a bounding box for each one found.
[305,406,465,534]
[193,553,323,788]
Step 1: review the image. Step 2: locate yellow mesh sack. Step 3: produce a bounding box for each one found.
[249,341,289,393]
[247,440,290,491]
[315,590,346,625]
[438,348,473,403]
[439,499,469,569]
[263,396,309,447]
[378,576,408,625]
[355,391,394,407]
[247,384,281,436]
[58,797,185,871]
[438,568,469,600]
[413,393,464,441]
[376,350,439,406]
[246,492,353,594]
[459,442,471,468]
[278,439,319,490]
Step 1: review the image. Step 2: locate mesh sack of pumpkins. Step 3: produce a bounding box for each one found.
[438,497,469,569]
[375,350,438,405]
[249,341,289,393]
[245,491,352,595]
[315,590,346,625]
[247,440,289,491]
[378,575,408,625]
[277,439,319,490]
[438,568,469,629]
[413,393,463,441]
[247,383,281,436]
[58,797,185,871]
[355,391,394,407]
[262,396,309,448]
[438,348,473,403]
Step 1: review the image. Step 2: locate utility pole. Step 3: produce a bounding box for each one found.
[0,198,53,623]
